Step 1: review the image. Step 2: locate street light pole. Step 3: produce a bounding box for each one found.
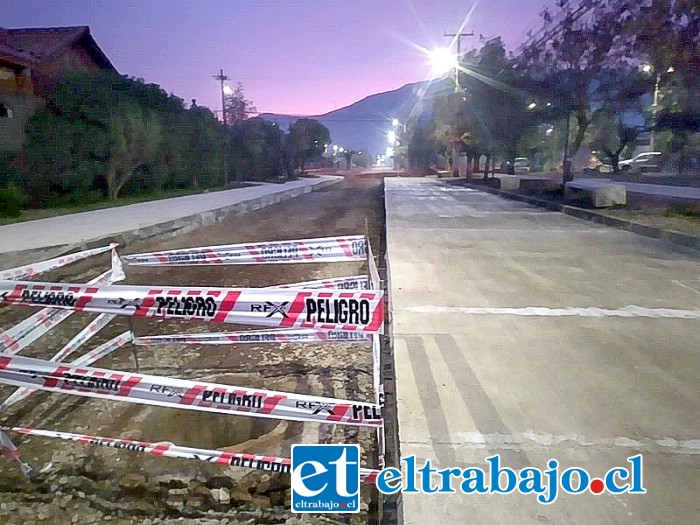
[444,31,474,92]
[650,73,660,152]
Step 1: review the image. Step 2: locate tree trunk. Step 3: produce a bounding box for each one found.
[484,154,491,178]
[300,158,305,176]
[569,115,590,157]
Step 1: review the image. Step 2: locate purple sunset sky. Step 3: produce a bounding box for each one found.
[4,0,555,116]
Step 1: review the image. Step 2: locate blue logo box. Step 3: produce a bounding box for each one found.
[291,444,361,513]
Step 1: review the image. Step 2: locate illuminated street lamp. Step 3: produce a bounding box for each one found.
[392,118,400,127]
[428,48,458,77]
[223,85,233,96]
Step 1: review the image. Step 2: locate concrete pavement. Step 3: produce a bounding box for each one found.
[385,178,699,524]
[0,176,341,255]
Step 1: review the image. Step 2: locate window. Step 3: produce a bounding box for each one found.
[0,102,13,119]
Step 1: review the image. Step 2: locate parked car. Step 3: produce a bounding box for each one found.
[513,157,531,173]
[618,152,662,171]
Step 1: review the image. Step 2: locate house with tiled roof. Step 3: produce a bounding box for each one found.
[0,26,116,151]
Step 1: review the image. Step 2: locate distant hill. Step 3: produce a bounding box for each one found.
[258,80,448,156]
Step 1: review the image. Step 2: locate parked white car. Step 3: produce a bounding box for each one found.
[618,152,661,171]
[513,157,531,173]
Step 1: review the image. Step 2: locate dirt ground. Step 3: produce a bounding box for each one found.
[0,178,385,525]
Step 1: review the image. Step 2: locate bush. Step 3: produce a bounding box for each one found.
[0,183,27,218]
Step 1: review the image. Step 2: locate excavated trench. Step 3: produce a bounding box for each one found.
[0,178,387,524]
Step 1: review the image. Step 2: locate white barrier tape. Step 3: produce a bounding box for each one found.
[0,244,118,282]
[122,236,368,266]
[271,275,369,291]
[367,240,381,291]
[4,426,381,483]
[52,314,117,363]
[0,281,385,334]
[0,355,383,427]
[70,331,133,367]
[110,247,125,282]
[0,333,134,409]
[133,328,371,346]
[0,270,117,355]
[0,428,21,461]
[0,315,118,411]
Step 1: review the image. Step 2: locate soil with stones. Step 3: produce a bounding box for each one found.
[0,178,385,525]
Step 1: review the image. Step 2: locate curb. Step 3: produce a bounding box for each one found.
[462,183,700,251]
[3,177,342,260]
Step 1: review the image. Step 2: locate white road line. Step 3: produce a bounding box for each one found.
[403,432,700,455]
[402,305,700,319]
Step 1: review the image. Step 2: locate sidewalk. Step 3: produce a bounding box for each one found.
[0,176,341,255]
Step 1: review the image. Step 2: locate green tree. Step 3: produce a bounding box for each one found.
[22,71,227,206]
[519,1,628,158]
[229,118,286,181]
[105,103,162,198]
[288,119,330,175]
[224,82,257,126]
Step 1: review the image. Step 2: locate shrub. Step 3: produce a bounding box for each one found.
[0,183,27,218]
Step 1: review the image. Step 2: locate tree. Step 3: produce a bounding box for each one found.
[224,82,257,126]
[288,119,330,175]
[22,70,227,206]
[228,118,286,181]
[105,103,162,198]
[589,112,642,172]
[518,1,630,158]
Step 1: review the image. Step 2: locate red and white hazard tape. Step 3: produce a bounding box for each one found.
[133,328,371,346]
[271,275,369,291]
[0,270,118,355]
[0,329,128,411]
[122,236,368,266]
[0,355,383,427]
[51,313,116,363]
[4,426,380,484]
[0,244,118,281]
[0,281,384,334]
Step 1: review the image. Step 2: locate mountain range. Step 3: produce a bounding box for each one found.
[258,79,448,156]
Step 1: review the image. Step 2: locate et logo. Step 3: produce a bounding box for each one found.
[291,444,360,513]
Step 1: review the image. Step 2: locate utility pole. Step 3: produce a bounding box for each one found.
[444,31,474,91]
[445,31,473,176]
[213,69,230,186]
[213,69,229,125]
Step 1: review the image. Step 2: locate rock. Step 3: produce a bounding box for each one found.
[118,473,147,493]
[154,475,189,489]
[210,487,230,505]
[230,489,253,503]
[186,496,205,510]
[165,487,189,510]
[71,516,79,524]
[205,476,234,489]
[252,495,272,510]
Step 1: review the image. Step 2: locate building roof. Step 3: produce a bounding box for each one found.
[0,26,115,71]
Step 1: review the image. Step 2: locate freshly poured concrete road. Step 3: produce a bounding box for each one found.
[385,178,699,524]
[0,177,340,254]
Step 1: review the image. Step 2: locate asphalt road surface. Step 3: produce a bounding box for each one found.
[385,178,699,524]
